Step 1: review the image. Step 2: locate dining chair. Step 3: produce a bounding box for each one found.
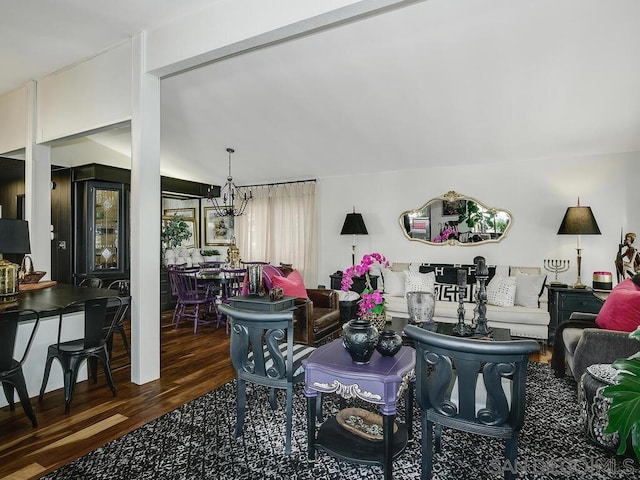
[198,263,224,324]
[167,264,186,324]
[39,296,124,413]
[218,304,316,455]
[170,268,218,333]
[78,277,103,288]
[404,325,539,480]
[219,268,247,332]
[106,279,131,358]
[0,308,40,427]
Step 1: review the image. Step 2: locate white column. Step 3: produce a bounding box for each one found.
[130,32,161,384]
[24,81,51,276]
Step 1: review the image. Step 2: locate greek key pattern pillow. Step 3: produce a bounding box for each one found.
[435,282,475,303]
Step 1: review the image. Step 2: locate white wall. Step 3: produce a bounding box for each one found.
[37,42,132,143]
[626,160,640,232]
[317,152,637,288]
[147,0,392,77]
[51,137,131,169]
[0,85,27,154]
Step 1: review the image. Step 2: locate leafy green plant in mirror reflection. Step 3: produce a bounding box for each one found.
[457,201,506,233]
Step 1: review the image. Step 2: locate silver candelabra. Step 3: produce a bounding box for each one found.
[543,259,570,284]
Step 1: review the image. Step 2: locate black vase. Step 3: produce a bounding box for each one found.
[376,329,403,357]
[342,319,380,364]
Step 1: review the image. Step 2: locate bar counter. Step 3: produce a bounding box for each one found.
[1,284,125,408]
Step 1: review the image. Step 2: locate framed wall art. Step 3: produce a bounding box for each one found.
[204,207,234,245]
[163,207,196,219]
[442,199,466,216]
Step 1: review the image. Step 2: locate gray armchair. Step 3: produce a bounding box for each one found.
[552,312,639,381]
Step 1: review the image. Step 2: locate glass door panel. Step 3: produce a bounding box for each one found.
[90,185,122,271]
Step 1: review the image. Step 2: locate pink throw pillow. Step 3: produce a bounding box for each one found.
[595,279,640,332]
[272,269,308,299]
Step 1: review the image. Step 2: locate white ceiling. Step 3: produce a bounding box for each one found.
[3,1,640,187]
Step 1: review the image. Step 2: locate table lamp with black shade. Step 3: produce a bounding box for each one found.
[341,209,368,266]
[557,199,601,289]
[0,218,31,303]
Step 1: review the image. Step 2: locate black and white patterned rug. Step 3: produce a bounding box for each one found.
[43,363,639,479]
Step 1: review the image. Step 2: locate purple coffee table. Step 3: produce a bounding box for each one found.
[303,338,415,480]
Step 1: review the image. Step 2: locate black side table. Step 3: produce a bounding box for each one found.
[229,295,296,312]
[547,285,605,345]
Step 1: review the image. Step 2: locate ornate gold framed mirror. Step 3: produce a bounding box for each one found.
[398,191,512,246]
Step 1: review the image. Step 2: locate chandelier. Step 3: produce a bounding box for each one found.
[207,147,253,217]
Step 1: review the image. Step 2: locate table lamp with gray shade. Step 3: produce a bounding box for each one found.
[557,199,601,289]
[0,218,31,302]
[341,209,368,266]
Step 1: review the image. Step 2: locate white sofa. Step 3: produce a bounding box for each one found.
[376,262,550,347]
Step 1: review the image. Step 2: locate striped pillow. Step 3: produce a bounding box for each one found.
[248,342,316,378]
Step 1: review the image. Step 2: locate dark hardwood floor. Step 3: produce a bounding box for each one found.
[0,311,234,480]
[1,310,551,480]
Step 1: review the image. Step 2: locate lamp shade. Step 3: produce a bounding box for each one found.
[341,213,368,235]
[0,219,31,254]
[557,206,601,235]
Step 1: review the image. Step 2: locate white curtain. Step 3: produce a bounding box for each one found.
[235,182,317,286]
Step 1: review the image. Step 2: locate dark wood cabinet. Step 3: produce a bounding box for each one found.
[74,179,130,283]
[547,285,605,345]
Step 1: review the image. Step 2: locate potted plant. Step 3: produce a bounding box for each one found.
[161,216,191,262]
[201,249,221,262]
[341,253,389,330]
[602,326,640,461]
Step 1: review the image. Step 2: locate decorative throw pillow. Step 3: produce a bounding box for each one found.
[596,279,640,332]
[514,273,547,308]
[382,268,406,297]
[404,271,435,297]
[368,262,384,291]
[510,266,542,276]
[262,264,285,291]
[435,283,468,303]
[486,275,516,307]
[408,263,421,273]
[390,262,411,272]
[435,282,474,303]
[272,269,308,299]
